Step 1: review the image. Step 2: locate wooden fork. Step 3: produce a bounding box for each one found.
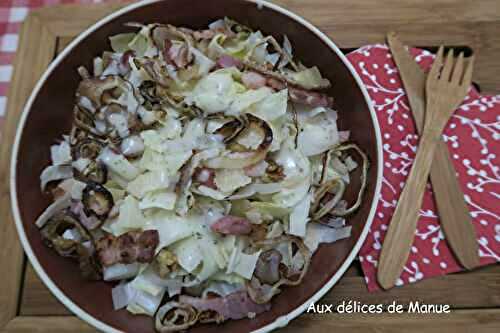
[377,47,475,289]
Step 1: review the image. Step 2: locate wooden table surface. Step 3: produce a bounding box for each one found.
[1,1,500,332]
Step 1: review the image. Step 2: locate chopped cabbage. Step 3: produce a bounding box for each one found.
[104,263,141,281]
[139,148,192,175]
[110,195,145,235]
[140,130,165,152]
[112,282,136,310]
[226,239,261,279]
[171,237,203,273]
[227,87,272,115]
[272,178,311,208]
[280,35,293,68]
[130,267,165,297]
[214,169,251,193]
[109,33,136,53]
[297,110,340,157]
[139,190,177,211]
[98,147,139,181]
[35,193,72,228]
[127,67,149,88]
[282,66,330,89]
[187,71,238,114]
[248,89,288,122]
[108,188,126,202]
[194,243,221,283]
[127,170,171,198]
[126,287,165,317]
[190,46,216,76]
[50,141,71,165]
[128,26,156,57]
[304,223,352,253]
[275,240,292,267]
[250,202,290,218]
[288,191,312,237]
[158,116,183,140]
[236,128,264,149]
[144,211,203,252]
[57,178,87,200]
[267,221,284,239]
[274,146,311,187]
[40,165,73,190]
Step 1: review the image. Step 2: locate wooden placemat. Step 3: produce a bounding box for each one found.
[1,1,500,332]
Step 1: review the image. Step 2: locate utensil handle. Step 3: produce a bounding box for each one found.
[429,140,480,269]
[377,130,439,289]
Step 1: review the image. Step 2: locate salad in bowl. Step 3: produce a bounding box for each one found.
[35,17,368,331]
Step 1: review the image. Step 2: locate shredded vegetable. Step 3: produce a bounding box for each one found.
[35,17,369,331]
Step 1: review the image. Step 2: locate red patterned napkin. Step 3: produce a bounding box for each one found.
[346,45,500,291]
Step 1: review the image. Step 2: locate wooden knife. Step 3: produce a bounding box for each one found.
[377,33,480,288]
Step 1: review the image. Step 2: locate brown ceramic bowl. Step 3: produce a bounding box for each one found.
[11,0,382,332]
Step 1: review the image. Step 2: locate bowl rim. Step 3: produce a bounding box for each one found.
[10,0,383,332]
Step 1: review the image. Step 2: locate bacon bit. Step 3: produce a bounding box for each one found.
[194,167,217,189]
[216,55,243,69]
[96,230,159,266]
[266,77,286,90]
[120,50,134,69]
[162,39,173,64]
[267,77,333,108]
[211,216,252,235]
[179,291,270,320]
[288,87,334,108]
[242,71,267,90]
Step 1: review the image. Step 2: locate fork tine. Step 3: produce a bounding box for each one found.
[428,46,444,82]
[441,49,455,81]
[461,55,475,87]
[451,52,464,85]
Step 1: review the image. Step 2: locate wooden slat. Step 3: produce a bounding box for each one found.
[4,316,95,333]
[282,309,500,333]
[33,2,126,37]
[272,0,500,25]
[56,37,75,54]
[20,262,500,316]
[5,310,500,333]
[0,13,58,327]
[19,265,70,316]
[34,0,500,34]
